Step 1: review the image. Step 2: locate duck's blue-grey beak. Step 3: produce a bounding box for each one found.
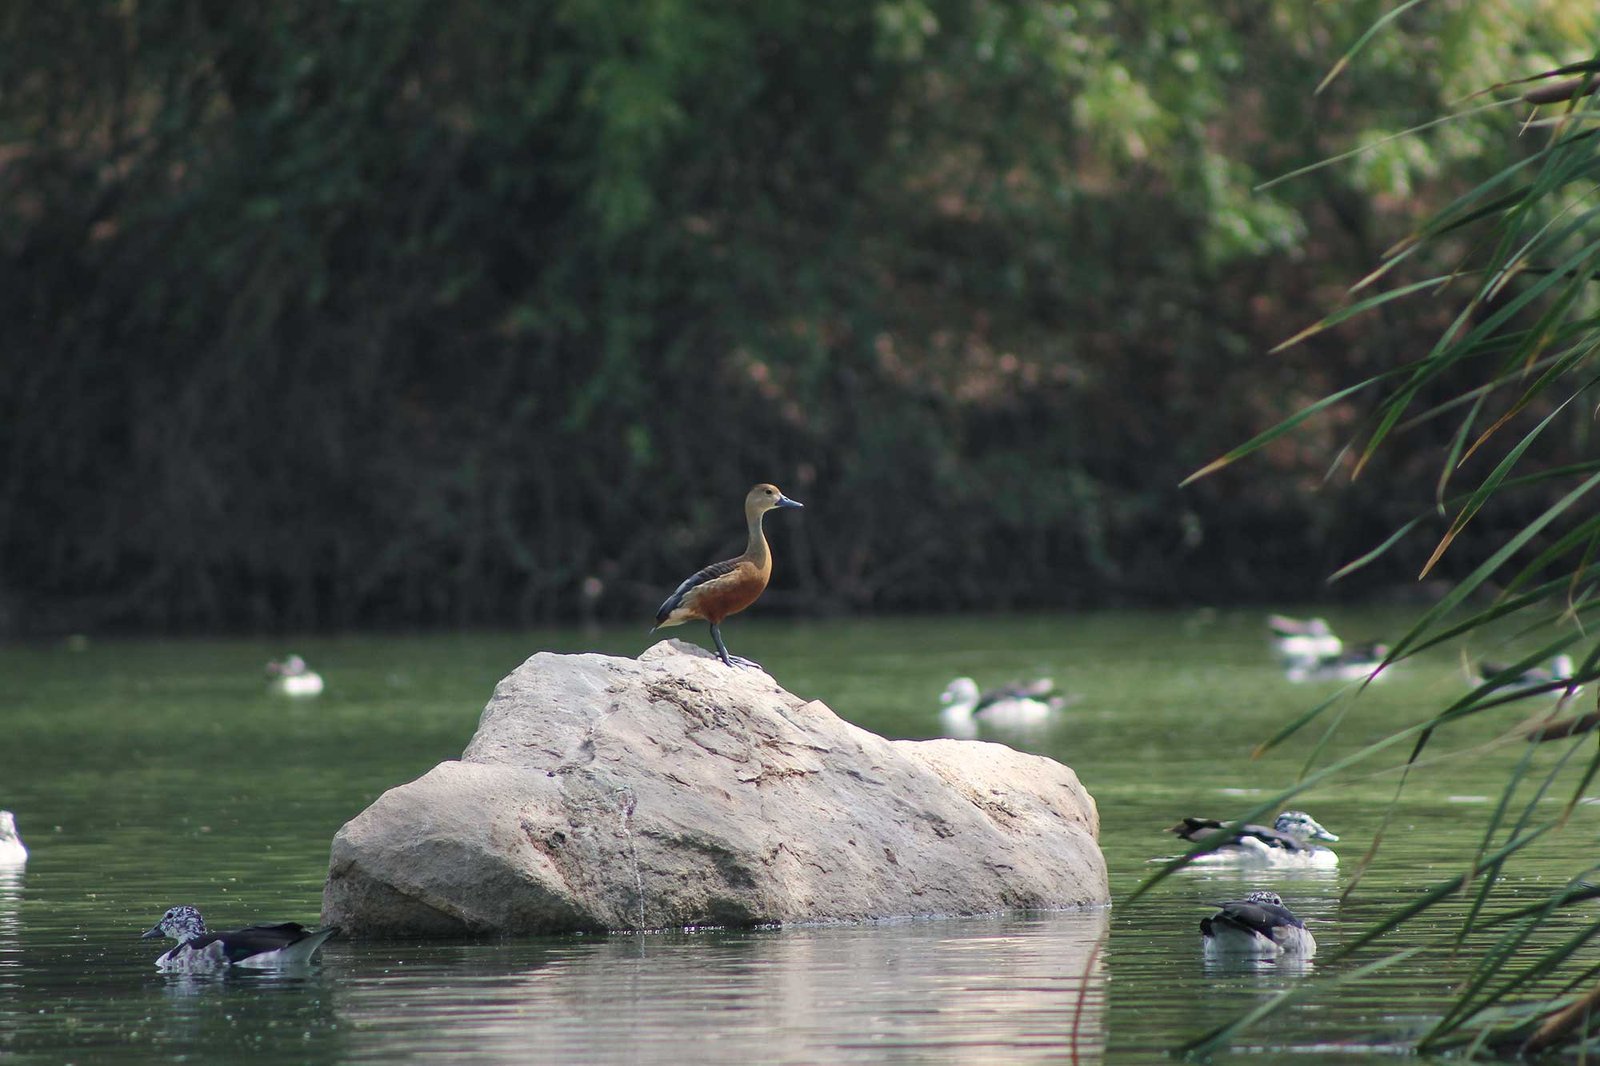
[776,495,804,510]
[1313,826,1339,842]
[141,924,165,940]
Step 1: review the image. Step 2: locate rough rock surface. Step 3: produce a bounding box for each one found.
[323,641,1108,935]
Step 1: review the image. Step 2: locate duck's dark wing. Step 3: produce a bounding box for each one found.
[1168,817,1226,842]
[655,559,739,623]
[1201,899,1304,938]
[976,679,1054,710]
[1170,817,1308,852]
[1236,824,1308,852]
[212,922,314,962]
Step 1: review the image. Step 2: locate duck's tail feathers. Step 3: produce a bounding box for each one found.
[283,925,340,966]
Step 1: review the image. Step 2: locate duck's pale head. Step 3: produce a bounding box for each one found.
[746,483,804,517]
[940,677,980,708]
[1244,889,1285,907]
[266,655,310,678]
[1275,810,1338,842]
[142,905,207,943]
[0,811,18,840]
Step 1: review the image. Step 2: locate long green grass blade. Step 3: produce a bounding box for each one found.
[1313,0,1430,93]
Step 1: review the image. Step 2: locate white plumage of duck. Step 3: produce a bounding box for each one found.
[1168,810,1340,868]
[1201,890,1316,958]
[1285,642,1391,684]
[0,811,25,866]
[266,654,324,697]
[1267,614,1342,663]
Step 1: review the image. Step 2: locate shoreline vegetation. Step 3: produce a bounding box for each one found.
[3,4,1593,636]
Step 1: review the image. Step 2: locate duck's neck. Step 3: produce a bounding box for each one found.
[743,505,771,570]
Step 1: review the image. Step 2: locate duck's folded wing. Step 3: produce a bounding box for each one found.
[1169,817,1226,841]
[655,559,740,622]
[1238,824,1305,851]
[1203,901,1280,938]
[215,922,313,961]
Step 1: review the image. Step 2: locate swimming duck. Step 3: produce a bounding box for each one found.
[1476,654,1580,699]
[1201,890,1316,958]
[265,654,324,697]
[1267,615,1342,663]
[1286,642,1391,684]
[939,677,1065,735]
[142,905,339,973]
[1168,810,1340,867]
[0,811,25,866]
[653,484,803,668]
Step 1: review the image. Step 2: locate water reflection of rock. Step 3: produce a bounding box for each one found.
[328,910,1110,1064]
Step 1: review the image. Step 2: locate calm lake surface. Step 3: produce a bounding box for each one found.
[1,608,1596,1063]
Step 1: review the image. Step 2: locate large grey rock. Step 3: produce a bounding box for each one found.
[323,641,1108,936]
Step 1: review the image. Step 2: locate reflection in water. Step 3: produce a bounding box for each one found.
[1203,952,1314,977]
[330,910,1109,1064]
[0,867,20,1053]
[1169,862,1341,887]
[148,969,343,1057]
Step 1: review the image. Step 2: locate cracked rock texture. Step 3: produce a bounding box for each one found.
[322,640,1109,936]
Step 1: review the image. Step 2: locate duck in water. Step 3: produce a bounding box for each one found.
[1201,890,1316,958]
[653,484,803,668]
[142,905,339,973]
[266,654,324,697]
[938,677,1068,736]
[0,811,25,866]
[1168,810,1340,868]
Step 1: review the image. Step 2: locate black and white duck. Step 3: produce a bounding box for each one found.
[1286,642,1391,684]
[1267,615,1342,663]
[938,676,1066,737]
[265,654,324,697]
[1168,810,1340,868]
[1476,654,1579,699]
[142,905,338,973]
[1201,890,1317,958]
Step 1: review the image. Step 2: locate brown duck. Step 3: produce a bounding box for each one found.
[653,483,803,667]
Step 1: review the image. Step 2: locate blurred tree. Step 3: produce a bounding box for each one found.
[0,0,1592,631]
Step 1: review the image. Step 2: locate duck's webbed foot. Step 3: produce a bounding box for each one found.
[709,624,761,669]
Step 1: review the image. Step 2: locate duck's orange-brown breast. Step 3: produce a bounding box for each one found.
[680,559,770,624]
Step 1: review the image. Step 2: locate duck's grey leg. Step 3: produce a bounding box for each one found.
[710,623,760,669]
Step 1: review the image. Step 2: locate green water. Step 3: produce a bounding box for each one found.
[1,609,1595,1062]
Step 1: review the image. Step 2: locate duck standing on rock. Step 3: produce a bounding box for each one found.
[653,483,803,668]
[1201,890,1316,958]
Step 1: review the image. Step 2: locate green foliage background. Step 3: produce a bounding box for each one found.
[1,1,1593,631]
